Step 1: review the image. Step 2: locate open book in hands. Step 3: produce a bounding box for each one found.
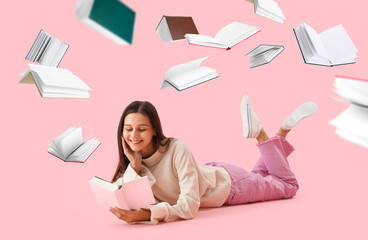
[160,56,218,91]
[184,22,260,50]
[48,126,100,163]
[293,23,358,67]
[89,176,155,210]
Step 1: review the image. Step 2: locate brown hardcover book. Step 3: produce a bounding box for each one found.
[156,16,199,42]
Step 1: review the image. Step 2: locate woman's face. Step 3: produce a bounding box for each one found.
[123,113,156,157]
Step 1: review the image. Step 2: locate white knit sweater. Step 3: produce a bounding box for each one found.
[114,139,231,224]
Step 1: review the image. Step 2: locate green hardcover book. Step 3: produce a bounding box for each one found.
[76,0,136,45]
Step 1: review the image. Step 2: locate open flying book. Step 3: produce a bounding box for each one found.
[156,16,199,42]
[246,44,284,68]
[19,64,91,98]
[160,56,218,91]
[293,23,358,67]
[48,126,100,163]
[76,0,136,45]
[184,22,260,50]
[25,29,69,67]
[330,76,368,149]
[250,0,286,24]
[89,176,155,210]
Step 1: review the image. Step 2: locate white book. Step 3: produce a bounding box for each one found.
[335,129,368,149]
[254,0,286,24]
[75,0,136,45]
[331,76,368,149]
[89,176,155,210]
[25,29,69,67]
[185,22,260,50]
[330,104,368,145]
[160,56,218,91]
[246,44,284,68]
[48,126,100,163]
[294,23,358,66]
[333,76,368,107]
[19,64,91,98]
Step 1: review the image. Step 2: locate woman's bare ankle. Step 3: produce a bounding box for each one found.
[278,127,290,138]
[256,128,269,143]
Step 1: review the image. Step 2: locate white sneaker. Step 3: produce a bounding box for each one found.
[240,94,262,138]
[282,102,318,130]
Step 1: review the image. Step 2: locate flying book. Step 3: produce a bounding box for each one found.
[156,16,199,42]
[184,22,260,50]
[250,0,286,24]
[293,23,358,67]
[48,126,100,163]
[333,76,368,107]
[76,0,136,45]
[25,29,69,67]
[160,56,218,91]
[246,44,284,68]
[89,176,155,210]
[19,64,91,98]
[330,76,368,149]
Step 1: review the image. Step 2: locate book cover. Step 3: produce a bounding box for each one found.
[89,176,155,210]
[76,0,136,45]
[166,16,199,40]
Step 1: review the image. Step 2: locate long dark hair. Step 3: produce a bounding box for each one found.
[112,101,172,182]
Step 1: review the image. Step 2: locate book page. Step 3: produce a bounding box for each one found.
[169,67,217,89]
[330,105,368,137]
[185,34,226,48]
[50,126,77,156]
[335,129,368,149]
[59,126,84,158]
[334,77,368,106]
[319,25,358,64]
[89,180,129,209]
[39,38,69,67]
[214,22,258,47]
[120,176,155,210]
[29,64,91,90]
[303,23,330,61]
[256,0,285,20]
[163,57,209,87]
[68,138,100,162]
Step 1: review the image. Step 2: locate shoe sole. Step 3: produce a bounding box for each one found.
[284,102,318,129]
[241,95,252,138]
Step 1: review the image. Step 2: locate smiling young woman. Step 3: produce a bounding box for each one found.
[109,97,317,224]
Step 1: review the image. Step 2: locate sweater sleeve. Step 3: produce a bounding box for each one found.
[143,142,201,224]
[113,163,156,187]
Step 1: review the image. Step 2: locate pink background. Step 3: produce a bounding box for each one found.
[1,0,367,239]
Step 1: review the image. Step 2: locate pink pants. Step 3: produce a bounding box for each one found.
[205,135,299,205]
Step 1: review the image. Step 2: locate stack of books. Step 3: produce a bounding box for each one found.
[330,76,368,148]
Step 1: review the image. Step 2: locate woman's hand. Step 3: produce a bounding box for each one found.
[122,138,142,173]
[110,207,151,223]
